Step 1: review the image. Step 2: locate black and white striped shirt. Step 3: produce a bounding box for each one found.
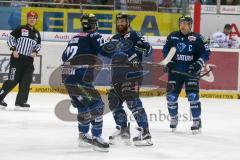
[7,25,41,56]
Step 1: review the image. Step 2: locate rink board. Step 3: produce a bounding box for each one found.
[0,85,239,99]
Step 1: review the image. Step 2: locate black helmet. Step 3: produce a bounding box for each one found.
[116,12,130,22]
[80,13,98,31]
[179,15,193,24]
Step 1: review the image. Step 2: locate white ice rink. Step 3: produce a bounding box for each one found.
[0,93,240,160]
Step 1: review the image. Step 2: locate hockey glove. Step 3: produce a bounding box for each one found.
[134,43,152,57]
[188,59,204,75]
[130,57,141,68]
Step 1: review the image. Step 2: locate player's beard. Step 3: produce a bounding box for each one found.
[117,25,128,34]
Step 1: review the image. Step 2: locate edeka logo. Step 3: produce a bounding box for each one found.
[22,8,180,35]
[43,12,113,34]
[31,8,180,35]
[42,12,160,35]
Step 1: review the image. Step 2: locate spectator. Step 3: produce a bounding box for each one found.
[80,0,113,9]
[80,0,113,5]
[159,0,173,7]
[210,24,240,48]
[204,0,216,5]
[53,0,70,8]
[69,0,80,3]
[221,0,240,5]
[158,0,182,13]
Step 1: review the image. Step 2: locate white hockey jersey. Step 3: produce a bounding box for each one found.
[210,32,240,48]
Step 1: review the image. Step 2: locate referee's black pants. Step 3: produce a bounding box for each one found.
[0,55,34,104]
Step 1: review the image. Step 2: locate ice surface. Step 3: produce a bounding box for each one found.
[0,93,240,160]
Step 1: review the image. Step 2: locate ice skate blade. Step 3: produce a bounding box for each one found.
[0,106,7,110]
[78,141,92,148]
[92,145,109,152]
[109,136,117,145]
[192,129,202,135]
[171,128,177,132]
[134,139,153,146]
[109,136,131,146]
[14,106,29,111]
[123,138,131,146]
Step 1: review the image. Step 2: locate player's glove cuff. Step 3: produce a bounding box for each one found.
[134,44,152,57]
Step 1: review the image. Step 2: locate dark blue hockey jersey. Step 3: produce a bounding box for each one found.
[62,31,105,63]
[109,30,152,62]
[163,31,210,72]
[105,30,152,84]
[61,31,106,84]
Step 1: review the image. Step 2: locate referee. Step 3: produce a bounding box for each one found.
[0,11,41,110]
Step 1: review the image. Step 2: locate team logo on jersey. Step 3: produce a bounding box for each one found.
[102,41,117,54]
[188,36,196,42]
[117,39,133,51]
[21,29,29,37]
[177,43,186,52]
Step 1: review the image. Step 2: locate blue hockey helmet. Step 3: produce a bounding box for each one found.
[179,15,193,24]
[116,12,130,22]
[80,13,98,31]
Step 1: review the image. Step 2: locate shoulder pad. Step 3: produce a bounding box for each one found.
[69,37,79,44]
[191,32,208,43]
[90,32,101,38]
[199,34,208,43]
[135,31,143,37]
[169,31,180,40]
[171,31,180,36]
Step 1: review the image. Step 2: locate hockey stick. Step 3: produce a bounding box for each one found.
[62,47,177,69]
[171,67,213,80]
[159,47,176,65]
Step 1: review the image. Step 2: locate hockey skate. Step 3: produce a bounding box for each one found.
[14,103,30,111]
[191,119,202,134]
[78,132,92,147]
[92,136,109,152]
[0,100,7,110]
[170,116,178,132]
[109,123,131,145]
[133,127,153,146]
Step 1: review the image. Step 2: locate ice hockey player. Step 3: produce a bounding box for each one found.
[61,13,109,151]
[106,12,153,146]
[163,15,211,134]
[210,24,240,48]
